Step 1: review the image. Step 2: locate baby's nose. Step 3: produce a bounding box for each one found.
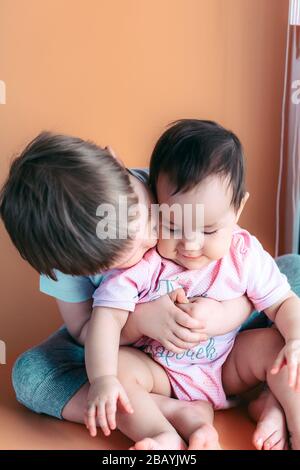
[183,233,204,251]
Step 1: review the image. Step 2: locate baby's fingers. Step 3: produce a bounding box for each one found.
[172,324,205,343]
[86,404,97,437]
[175,310,204,330]
[169,288,188,304]
[270,350,285,376]
[118,388,134,415]
[97,402,111,437]
[168,332,205,351]
[106,399,117,431]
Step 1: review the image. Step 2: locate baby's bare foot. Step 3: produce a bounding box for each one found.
[188,424,222,450]
[129,431,187,450]
[249,391,288,450]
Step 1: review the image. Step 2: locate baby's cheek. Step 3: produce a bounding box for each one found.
[206,238,230,260]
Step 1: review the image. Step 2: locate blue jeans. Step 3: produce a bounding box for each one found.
[12,254,300,419]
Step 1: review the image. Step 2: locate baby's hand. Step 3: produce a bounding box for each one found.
[178,296,224,338]
[135,288,208,353]
[271,339,300,391]
[85,375,134,437]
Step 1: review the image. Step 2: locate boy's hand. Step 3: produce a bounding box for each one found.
[136,288,209,353]
[270,339,300,391]
[177,296,225,338]
[85,376,134,437]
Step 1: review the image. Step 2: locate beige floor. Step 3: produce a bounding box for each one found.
[0,360,256,450]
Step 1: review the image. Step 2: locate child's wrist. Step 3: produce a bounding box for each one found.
[90,374,117,385]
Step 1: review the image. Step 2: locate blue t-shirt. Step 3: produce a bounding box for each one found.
[40,168,149,303]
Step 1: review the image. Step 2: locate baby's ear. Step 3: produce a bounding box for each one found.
[235,192,250,222]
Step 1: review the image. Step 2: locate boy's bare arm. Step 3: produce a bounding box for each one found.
[56,299,92,345]
[56,291,200,349]
[56,298,138,346]
[57,291,253,351]
[122,289,209,351]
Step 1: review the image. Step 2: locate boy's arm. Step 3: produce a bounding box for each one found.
[56,298,141,346]
[122,292,253,350]
[120,289,194,346]
[57,299,129,377]
[43,271,134,346]
[56,299,92,345]
[48,259,151,345]
[41,271,97,345]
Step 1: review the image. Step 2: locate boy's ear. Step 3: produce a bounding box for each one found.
[235,192,250,223]
[105,146,125,167]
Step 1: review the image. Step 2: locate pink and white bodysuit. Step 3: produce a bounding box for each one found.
[93,227,290,409]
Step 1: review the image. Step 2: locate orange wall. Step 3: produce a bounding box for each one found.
[0,0,289,359]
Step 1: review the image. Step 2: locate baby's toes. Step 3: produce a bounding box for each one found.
[264,434,287,451]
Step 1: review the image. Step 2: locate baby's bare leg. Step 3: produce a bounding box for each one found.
[62,383,219,448]
[110,346,186,450]
[150,394,222,450]
[62,348,219,449]
[222,328,300,449]
[63,385,220,449]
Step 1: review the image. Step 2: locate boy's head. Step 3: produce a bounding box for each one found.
[0,132,144,279]
[149,119,249,269]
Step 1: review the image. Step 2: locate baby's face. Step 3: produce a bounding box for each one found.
[156,173,247,270]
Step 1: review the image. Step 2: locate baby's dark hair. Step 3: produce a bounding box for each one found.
[0,132,138,279]
[149,119,245,210]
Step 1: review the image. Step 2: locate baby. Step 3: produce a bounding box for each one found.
[85,120,300,450]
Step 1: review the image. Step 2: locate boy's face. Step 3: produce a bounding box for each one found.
[109,174,157,270]
[156,173,248,270]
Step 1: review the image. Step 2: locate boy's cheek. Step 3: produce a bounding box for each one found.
[149,235,158,249]
[157,239,175,260]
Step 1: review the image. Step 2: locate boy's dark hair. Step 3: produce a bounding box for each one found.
[149,119,245,210]
[0,132,138,279]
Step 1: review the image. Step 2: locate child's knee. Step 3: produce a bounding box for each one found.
[12,346,69,418]
[12,350,42,411]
